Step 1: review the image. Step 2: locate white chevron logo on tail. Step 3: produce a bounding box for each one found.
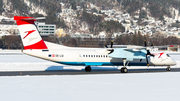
[23,30,36,39]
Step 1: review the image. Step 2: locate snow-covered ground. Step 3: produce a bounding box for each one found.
[0,73,180,101]
[0,50,180,101]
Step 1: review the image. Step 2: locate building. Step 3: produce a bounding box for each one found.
[35,22,56,36]
[56,29,66,37]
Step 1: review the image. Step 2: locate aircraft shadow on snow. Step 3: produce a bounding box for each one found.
[45,65,177,73]
[46,65,119,71]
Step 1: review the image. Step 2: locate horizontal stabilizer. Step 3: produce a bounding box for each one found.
[14,16,45,21]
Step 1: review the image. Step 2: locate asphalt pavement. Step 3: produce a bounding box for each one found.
[0,68,180,76]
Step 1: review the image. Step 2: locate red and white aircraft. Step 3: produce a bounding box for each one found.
[14,16,176,73]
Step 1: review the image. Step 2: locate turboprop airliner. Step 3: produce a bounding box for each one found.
[14,16,176,73]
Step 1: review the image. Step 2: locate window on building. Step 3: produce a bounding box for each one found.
[50,26,55,28]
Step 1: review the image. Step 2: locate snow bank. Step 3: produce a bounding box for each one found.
[0,73,180,101]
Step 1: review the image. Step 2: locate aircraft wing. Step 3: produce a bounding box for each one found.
[108,48,147,61]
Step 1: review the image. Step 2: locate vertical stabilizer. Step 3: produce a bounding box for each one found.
[14,16,47,50]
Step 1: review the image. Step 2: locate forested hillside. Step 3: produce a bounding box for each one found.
[1,0,180,22]
[1,0,180,48]
[1,0,180,27]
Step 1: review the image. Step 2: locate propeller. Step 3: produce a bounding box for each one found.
[104,41,113,48]
[105,41,114,54]
[144,40,154,66]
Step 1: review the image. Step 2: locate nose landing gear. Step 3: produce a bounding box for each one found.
[121,67,128,73]
[166,66,171,71]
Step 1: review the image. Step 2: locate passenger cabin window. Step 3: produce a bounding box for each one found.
[83,54,109,58]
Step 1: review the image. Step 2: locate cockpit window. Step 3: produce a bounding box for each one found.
[167,54,170,57]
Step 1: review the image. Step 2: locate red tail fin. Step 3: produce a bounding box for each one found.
[14,16,48,50]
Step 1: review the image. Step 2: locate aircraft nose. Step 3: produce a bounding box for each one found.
[172,60,176,66]
[171,58,176,66]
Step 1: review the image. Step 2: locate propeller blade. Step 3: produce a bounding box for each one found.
[146,55,149,66]
[150,54,155,57]
[110,41,113,48]
[144,40,147,47]
[104,44,108,48]
[151,43,154,46]
[147,50,150,55]
[147,50,155,57]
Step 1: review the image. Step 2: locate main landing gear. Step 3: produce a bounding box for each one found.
[120,59,129,73]
[166,66,171,71]
[85,66,91,72]
[121,67,128,73]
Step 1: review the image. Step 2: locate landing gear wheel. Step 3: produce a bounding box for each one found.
[166,66,171,71]
[121,67,128,73]
[85,66,91,72]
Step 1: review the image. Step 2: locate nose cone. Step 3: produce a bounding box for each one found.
[171,59,177,66]
[159,57,176,66]
[167,57,177,66]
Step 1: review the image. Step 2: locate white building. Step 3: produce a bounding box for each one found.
[35,22,56,36]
